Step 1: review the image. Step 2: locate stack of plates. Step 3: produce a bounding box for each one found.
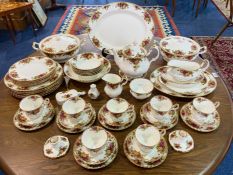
[4,56,63,98]
[64,52,111,83]
[150,66,217,98]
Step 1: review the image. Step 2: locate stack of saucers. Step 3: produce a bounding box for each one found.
[150,59,217,98]
[180,97,220,132]
[4,56,63,98]
[64,52,111,83]
[13,95,55,131]
[56,97,96,133]
[98,98,136,131]
[124,124,168,168]
[73,126,118,169]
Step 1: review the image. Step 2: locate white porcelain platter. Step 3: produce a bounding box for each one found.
[88,2,154,50]
[8,56,56,83]
[150,66,217,98]
[160,36,201,57]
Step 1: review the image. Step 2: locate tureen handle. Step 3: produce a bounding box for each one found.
[200,59,209,72]
[32,42,39,50]
[198,46,207,54]
[147,44,160,64]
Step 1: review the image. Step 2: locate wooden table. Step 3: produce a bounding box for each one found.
[0,2,36,43]
[0,35,232,175]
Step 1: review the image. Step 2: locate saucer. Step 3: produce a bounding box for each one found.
[140,102,178,130]
[56,106,96,134]
[13,102,55,131]
[180,103,220,132]
[169,130,194,153]
[98,104,136,131]
[73,131,118,169]
[124,130,168,168]
[44,135,70,159]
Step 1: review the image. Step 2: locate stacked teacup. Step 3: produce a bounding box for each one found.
[56,97,96,133]
[13,95,54,131]
[98,98,136,131]
[124,124,168,168]
[73,126,118,169]
[140,95,179,130]
[180,97,220,132]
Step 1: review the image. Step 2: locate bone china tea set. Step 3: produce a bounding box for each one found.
[5,1,221,170]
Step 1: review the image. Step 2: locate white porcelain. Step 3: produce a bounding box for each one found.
[106,98,129,114]
[168,130,194,153]
[19,95,44,114]
[62,97,86,116]
[88,2,154,51]
[110,42,159,79]
[102,73,128,98]
[81,126,108,151]
[135,124,165,153]
[193,97,220,115]
[44,135,70,159]
[150,95,179,114]
[55,89,80,105]
[88,84,100,99]
[32,34,84,62]
[167,59,209,82]
[160,36,207,61]
[129,78,153,100]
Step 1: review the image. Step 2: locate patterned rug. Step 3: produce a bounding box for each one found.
[192,36,233,99]
[52,5,180,38]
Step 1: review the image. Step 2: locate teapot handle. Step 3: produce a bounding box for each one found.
[147,42,160,64]
[200,59,209,72]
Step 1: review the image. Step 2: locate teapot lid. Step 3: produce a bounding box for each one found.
[122,44,147,59]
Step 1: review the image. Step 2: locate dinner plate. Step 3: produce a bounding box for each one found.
[88,2,154,50]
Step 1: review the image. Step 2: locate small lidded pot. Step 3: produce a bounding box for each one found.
[129,78,154,100]
[102,73,128,98]
[150,95,179,115]
[135,124,166,153]
[81,126,108,154]
[55,89,80,106]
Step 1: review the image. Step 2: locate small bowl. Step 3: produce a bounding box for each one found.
[129,78,153,100]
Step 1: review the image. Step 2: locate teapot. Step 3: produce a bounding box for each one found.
[107,42,159,79]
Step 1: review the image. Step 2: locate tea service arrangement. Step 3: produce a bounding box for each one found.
[3,1,222,170]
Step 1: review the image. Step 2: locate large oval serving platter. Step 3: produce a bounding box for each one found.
[88,2,155,50]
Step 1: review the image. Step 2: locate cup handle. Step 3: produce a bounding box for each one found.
[200,59,210,72]
[44,98,50,105]
[199,46,207,54]
[32,42,39,51]
[121,75,128,86]
[214,101,220,108]
[171,103,179,111]
[159,129,166,136]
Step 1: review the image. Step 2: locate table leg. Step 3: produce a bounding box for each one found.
[195,0,201,17]
[2,15,15,44]
[8,15,16,35]
[172,0,176,16]
[28,8,36,36]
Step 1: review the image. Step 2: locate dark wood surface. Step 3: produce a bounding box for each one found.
[0,35,232,175]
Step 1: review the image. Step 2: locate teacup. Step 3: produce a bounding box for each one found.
[129,78,154,100]
[167,59,209,82]
[62,97,86,117]
[19,95,44,115]
[106,98,129,115]
[150,95,179,116]
[81,126,108,153]
[135,124,166,153]
[192,97,220,117]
